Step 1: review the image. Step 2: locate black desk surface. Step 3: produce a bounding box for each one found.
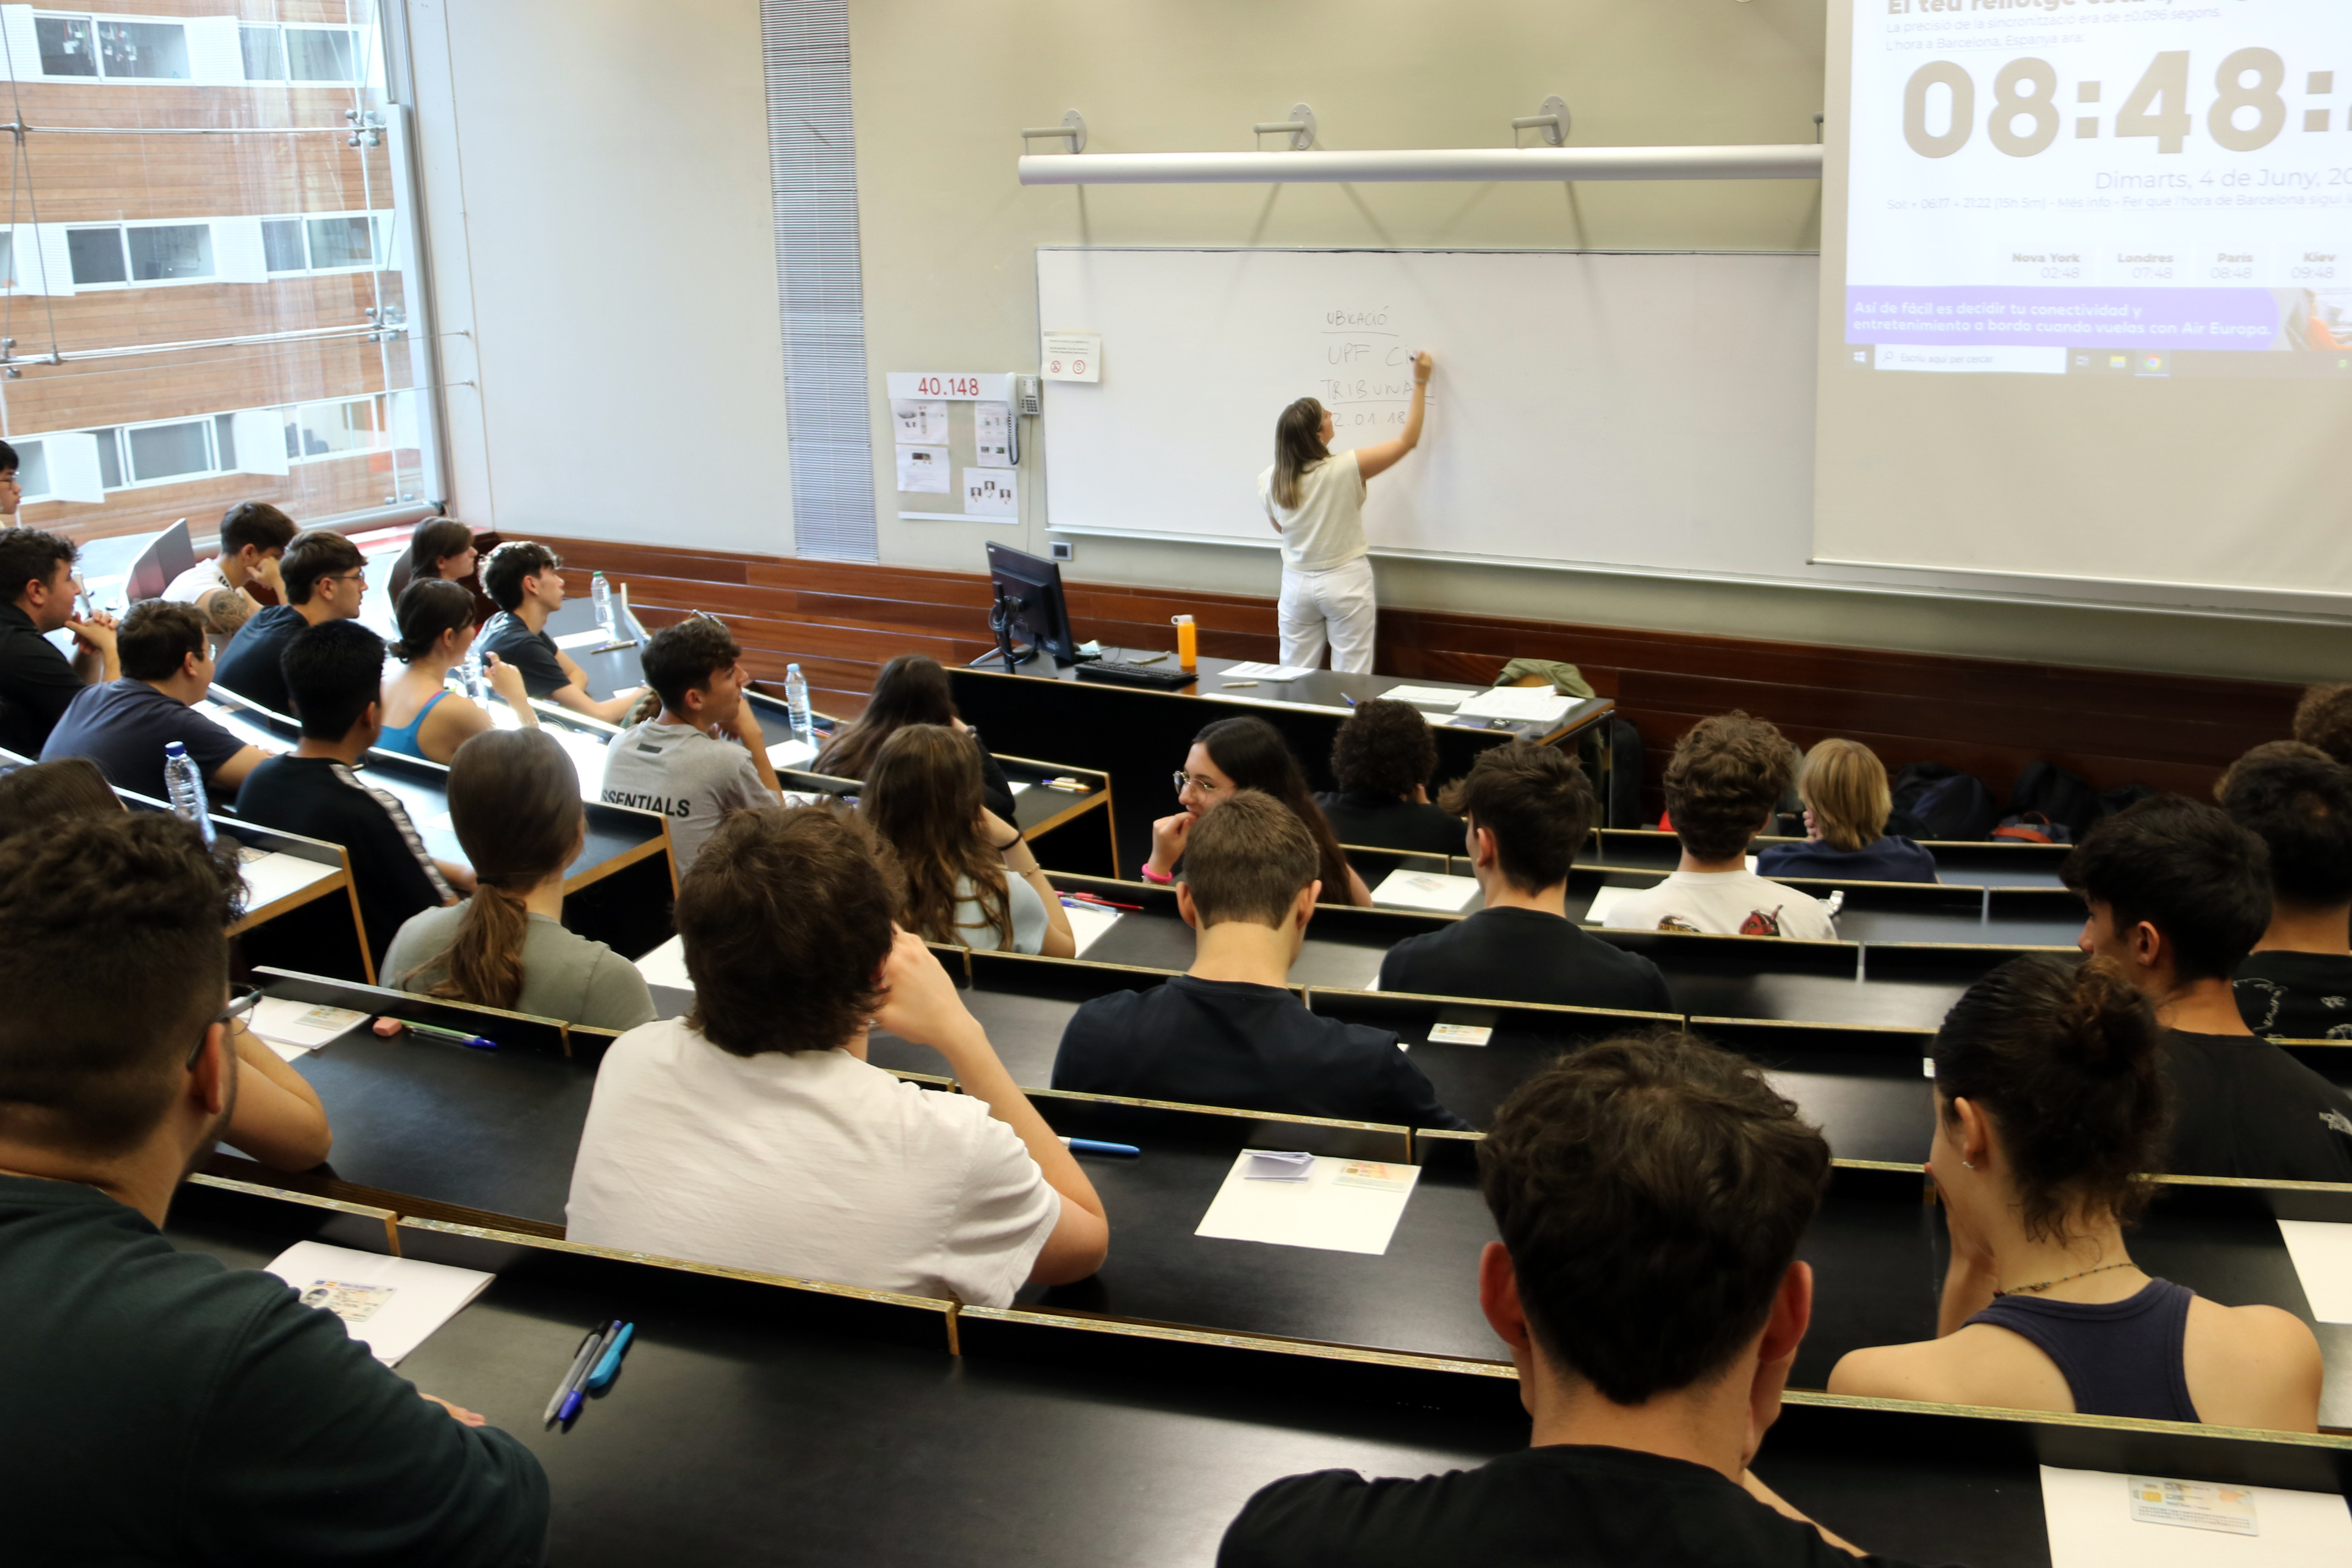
[163,1180,2128,1568]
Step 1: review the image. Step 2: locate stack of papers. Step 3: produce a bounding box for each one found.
[248,998,368,1060]
[1377,685,1472,709]
[266,1242,494,1365]
[634,934,693,992]
[1194,1151,1422,1255]
[2039,1465,2352,1566]
[1453,686,1574,726]
[1371,869,1480,913]
[1221,661,1316,681]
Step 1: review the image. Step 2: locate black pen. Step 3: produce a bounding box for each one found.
[543,1322,609,1425]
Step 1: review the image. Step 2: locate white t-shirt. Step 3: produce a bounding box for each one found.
[564,1017,1061,1306]
[162,559,255,641]
[1601,869,1839,941]
[1257,448,1367,573]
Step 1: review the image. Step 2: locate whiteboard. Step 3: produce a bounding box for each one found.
[1036,247,1821,582]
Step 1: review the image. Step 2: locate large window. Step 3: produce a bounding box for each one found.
[0,4,435,543]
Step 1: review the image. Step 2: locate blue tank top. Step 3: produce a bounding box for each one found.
[1965,1277,2199,1423]
[374,689,450,759]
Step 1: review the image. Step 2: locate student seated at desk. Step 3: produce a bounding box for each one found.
[386,728,655,1031]
[2293,682,2352,767]
[1378,741,1674,1012]
[0,525,117,758]
[862,723,1074,957]
[1146,716,1374,906]
[814,652,1018,821]
[1219,1033,1922,1568]
[0,813,546,1564]
[1603,712,1836,940]
[2221,742,2352,1041]
[0,763,332,1169]
[162,500,297,646]
[378,580,538,763]
[385,517,480,608]
[1313,698,1462,857]
[566,805,1109,1305]
[1830,954,2320,1430]
[1753,739,1938,885]
[210,527,366,719]
[1058,791,1466,1129]
[236,621,471,972]
[41,600,270,804]
[599,615,783,874]
[2064,796,2352,1183]
[476,541,643,725]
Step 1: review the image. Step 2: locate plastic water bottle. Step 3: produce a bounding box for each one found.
[785,662,814,747]
[462,642,486,702]
[164,742,215,846]
[591,571,613,635]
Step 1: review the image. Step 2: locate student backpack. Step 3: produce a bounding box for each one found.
[2008,760,2106,841]
[1888,763,2000,841]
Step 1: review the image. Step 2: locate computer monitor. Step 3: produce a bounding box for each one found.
[983,542,1085,668]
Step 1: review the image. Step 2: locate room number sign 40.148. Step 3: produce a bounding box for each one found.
[1903,51,2339,159]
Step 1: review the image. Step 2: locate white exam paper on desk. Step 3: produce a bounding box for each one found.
[2039,1465,2352,1567]
[1372,869,1479,913]
[267,1242,494,1366]
[1059,901,1120,957]
[634,934,693,992]
[1453,687,1572,725]
[236,850,336,912]
[1221,661,1316,681]
[553,627,619,651]
[1379,685,1471,709]
[2276,1220,2352,1322]
[247,997,368,1060]
[766,737,819,771]
[1195,1151,1420,1255]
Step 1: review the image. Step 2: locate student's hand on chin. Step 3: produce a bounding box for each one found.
[873,927,975,1048]
[1147,809,1195,875]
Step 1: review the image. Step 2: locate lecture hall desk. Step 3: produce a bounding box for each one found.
[1588,827,2073,891]
[222,968,2352,1424]
[169,1177,2352,1568]
[949,649,1616,870]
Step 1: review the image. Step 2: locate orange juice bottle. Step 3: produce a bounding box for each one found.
[1172,614,1198,671]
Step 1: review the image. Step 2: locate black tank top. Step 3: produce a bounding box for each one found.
[1965,1277,2199,1423]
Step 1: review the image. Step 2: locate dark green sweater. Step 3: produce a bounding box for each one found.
[0,1175,548,1565]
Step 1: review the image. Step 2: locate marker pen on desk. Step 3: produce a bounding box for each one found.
[544,1324,608,1425]
[1061,1136,1141,1158]
[584,1322,635,1392]
[395,1018,498,1050]
[558,1320,626,1425]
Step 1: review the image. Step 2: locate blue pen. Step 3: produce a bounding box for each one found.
[584,1322,634,1392]
[543,1323,606,1424]
[1061,1136,1141,1158]
[399,1017,498,1051]
[558,1320,625,1424]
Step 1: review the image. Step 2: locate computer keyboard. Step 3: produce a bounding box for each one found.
[1074,657,1200,691]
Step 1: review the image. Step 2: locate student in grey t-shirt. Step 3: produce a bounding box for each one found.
[598,616,783,874]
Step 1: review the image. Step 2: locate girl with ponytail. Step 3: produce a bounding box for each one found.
[1828,953,2320,1430]
[378,579,539,763]
[383,728,656,1030]
[1257,351,1433,675]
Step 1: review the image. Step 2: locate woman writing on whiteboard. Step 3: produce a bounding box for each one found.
[1258,350,1432,675]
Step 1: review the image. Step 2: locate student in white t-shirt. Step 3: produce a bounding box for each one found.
[564,804,1109,1306]
[1255,351,1433,674]
[162,502,298,646]
[1603,711,1837,941]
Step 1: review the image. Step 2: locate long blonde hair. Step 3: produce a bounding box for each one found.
[1800,738,1893,852]
[1270,398,1330,510]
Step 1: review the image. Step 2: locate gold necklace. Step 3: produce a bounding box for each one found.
[1994,1260,2136,1298]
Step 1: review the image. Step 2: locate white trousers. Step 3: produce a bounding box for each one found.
[1277,557,1378,674]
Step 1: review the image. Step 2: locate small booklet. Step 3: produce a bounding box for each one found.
[247,998,367,1059]
[1371,869,1479,913]
[266,1242,494,1365]
[1453,686,1573,725]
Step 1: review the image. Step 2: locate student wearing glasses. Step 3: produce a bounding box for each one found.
[212,529,369,720]
[1143,716,1374,907]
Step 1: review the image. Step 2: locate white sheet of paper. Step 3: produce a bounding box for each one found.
[973,400,1013,466]
[1584,885,1634,922]
[767,737,819,771]
[962,469,1017,515]
[2040,1465,2352,1568]
[635,934,692,992]
[545,727,615,801]
[1429,1021,1493,1046]
[891,398,950,443]
[266,1242,494,1366]
[1453,686,1574,725]
[896,445,951,493]
[2277,1220,2352,1323]
[1060,901,1120,957]
[237,851,337,912]
[1041,331,1101,382]
[1008,781,1033,796]
[1194,1151,1421,1255]
[1221,661,1316,680]
[1371,869,1480,913]
[248,997,367,1055]
[1378,685,1472,709]
[553,627,616,650]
